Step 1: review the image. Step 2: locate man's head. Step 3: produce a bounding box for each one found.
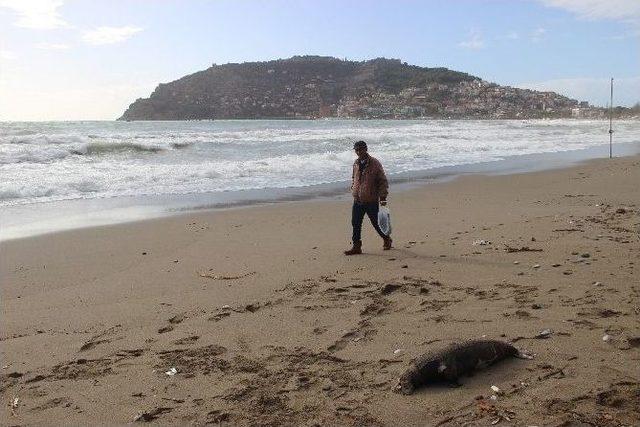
[354,140,368,160]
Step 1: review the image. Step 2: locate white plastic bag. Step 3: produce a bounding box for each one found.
[378,205,392,236]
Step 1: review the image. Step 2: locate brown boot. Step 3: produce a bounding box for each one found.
[383,236,393,250]
[344,240,362,255]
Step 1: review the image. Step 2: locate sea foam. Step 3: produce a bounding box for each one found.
[0,119,638,206]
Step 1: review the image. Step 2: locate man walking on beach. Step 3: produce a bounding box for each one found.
[344,140,392,255]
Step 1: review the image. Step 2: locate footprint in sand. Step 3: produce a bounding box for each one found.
[133,407,173,422]
[173,335,199,346]
[31,397,70,412]
[328,331,361,352]
[79,339,110,352]
[168,313,186,324]
[328,320,378,352]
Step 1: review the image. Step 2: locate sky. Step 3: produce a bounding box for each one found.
[0,0,638,121]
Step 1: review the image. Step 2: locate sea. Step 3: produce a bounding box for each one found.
[1,119,639,240]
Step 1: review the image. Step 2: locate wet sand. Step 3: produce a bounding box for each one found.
[1,155,639,426]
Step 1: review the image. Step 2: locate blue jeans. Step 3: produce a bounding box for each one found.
[351,201,387,243]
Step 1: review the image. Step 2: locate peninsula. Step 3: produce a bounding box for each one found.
[119,56,610,121]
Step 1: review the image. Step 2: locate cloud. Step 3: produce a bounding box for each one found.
[539,0,640,22]
[458,30,485,50]
[530,27,547,42]
[506,31,519,40]
[35,42,70,50]
[81,26,143,45]
[0,49,16,60]
[539,0,640,36]
[519,76,640,107]
[0,0,68,29]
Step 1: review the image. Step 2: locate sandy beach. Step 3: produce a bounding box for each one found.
[1,154,639,426]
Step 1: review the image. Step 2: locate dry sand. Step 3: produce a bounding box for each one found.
[1,155,639,426]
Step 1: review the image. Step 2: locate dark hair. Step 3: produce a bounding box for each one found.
[353,140,367,149]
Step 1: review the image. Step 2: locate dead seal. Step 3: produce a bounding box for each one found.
[395,339,532,395]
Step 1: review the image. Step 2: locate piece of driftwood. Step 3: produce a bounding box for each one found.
[198,271,256,280]
[503,244,543,253]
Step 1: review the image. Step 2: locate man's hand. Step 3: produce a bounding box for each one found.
[380,200,387,206]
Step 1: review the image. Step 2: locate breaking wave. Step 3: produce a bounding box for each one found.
[0,140,169,165]
[1,119,638,206]
[73,142,165,156]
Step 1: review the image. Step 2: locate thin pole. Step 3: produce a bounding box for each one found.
[609,77,613,159]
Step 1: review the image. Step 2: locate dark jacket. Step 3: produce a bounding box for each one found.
[351,155,389,203]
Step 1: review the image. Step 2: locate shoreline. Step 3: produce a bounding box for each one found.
[4,117,639,123]
[2,140,639,242]
[116,115,640,121]
[1,153,639,425]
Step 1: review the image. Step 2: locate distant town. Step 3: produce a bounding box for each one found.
[334,79,603,120]
[120,57,639,121]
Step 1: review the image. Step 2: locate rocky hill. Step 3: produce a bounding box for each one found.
[119,56,597,120]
